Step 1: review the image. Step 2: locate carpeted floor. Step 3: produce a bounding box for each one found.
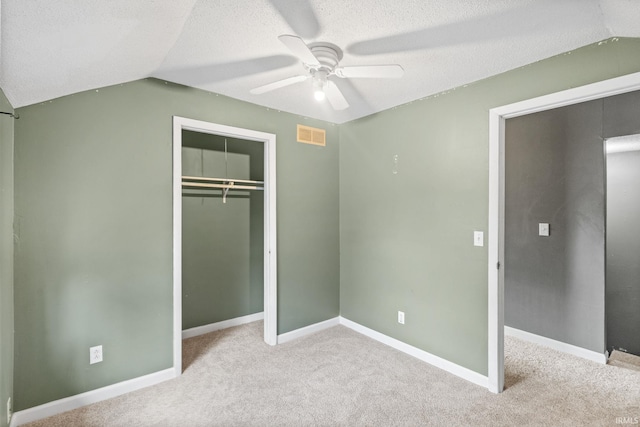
[608,350,640,373]
[24,321,640,426]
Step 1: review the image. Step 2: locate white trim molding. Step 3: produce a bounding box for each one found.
[9,368,175,427]
[505,327,607,365]
[488,71,640,394]
[182,312,264,339]
[340,317,489,389]
[277,317,340,344]
[605,133,640,154]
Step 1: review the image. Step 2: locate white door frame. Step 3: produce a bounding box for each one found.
[172,116,278,376]
[487,71,640,393]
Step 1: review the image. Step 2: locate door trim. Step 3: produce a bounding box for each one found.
[172,116,278,376]
[488,71,640,393]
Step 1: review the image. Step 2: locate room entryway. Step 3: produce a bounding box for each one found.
[487,71,640,393]
[605,133,640,359]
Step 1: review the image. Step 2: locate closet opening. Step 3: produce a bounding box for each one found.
[172,117,277,376]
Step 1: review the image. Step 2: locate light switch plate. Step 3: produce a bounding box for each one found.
[539,223,550,237]
[474,231,484,247]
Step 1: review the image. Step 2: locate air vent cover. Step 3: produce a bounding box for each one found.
[297,124,326,146]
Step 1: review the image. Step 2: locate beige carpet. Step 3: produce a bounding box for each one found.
[24,322,640,426]
[608,350,640,373]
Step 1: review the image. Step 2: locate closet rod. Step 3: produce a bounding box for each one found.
[182,175,264,185]
[0,111,19,119]
[182,182,264,191]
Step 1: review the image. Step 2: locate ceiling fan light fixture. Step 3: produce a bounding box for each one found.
[312,71,328,102]
[249,34,401,111]
[314,87,326,101]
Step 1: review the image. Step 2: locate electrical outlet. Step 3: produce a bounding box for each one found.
[90,345,103,364]
[7,397,11,424]
[398,311,405,325]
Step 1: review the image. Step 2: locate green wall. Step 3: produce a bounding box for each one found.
[0,89,15,427]
[339,37,640,375]
[14,79,340,410]
[181,132,265,328]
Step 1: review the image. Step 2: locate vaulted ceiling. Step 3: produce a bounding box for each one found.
[2,1,640,123]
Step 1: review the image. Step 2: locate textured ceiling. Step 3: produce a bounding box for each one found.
[2,0,640,123]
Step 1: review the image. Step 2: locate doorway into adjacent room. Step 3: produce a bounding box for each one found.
[605,133,640,368]
[488,72,640,393]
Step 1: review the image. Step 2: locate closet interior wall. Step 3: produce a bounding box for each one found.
[181,130,264,330]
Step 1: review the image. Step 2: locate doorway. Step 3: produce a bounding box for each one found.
[487,71,640,393]
[605,133,640,357]
[172,117,277,376]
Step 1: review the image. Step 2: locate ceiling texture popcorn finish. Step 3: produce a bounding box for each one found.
[2,0,640,124]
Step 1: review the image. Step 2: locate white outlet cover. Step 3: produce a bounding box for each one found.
[474,231,484,247]
[90,345,103,364]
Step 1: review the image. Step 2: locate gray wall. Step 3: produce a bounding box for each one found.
[603,90,640,138]
[182,131,264,329]
[0,88,15,427]
[13,79,340,410]
[504,100,606,352]
[505,89,640,353]
[340,38,640,375]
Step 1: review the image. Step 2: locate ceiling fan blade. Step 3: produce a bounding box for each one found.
[334,65,404,79]
[155,55,298,86]
[269,0,321,39]
[278,35,320,66]
[250,75,309,95]
[325,81,349,110]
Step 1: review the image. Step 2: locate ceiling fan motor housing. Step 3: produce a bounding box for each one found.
[308,42,343,72]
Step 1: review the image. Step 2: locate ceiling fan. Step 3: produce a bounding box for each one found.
[250,35,404,111]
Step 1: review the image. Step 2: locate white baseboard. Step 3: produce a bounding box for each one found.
[9,368,175,427]
[11,313,263,426]
[504,326,607,364]
[9,315,496,426]
[339,317,489,389]
[277,317,340,344]
[182,312,264,339]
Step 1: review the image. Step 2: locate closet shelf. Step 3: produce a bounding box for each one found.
[182,176,264,203]
[182,175,264,185]
[182,176,264,190]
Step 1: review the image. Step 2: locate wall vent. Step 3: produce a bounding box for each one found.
[297,124,326,146]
